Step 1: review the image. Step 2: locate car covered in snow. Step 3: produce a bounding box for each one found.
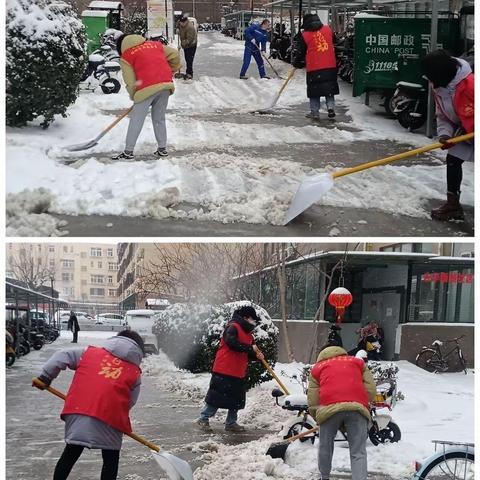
[95,312,125,326]
[124,309,160,354]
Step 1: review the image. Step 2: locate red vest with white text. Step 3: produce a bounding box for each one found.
[61,346,141,433]
[122,41,173,91]
[212,323,253,379]
[303,26,336,72]
[311,355,369,409]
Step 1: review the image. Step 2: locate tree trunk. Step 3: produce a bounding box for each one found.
[276,244,295,362]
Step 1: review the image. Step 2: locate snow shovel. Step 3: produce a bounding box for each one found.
[266,425,319,460]
[64,106,133,152]
[260,358,290,395]
[32,378,194,480]
[253,68,296,114]
[283,131,475,225]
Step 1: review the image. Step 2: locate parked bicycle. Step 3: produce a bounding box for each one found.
[413,440,474,480]
[416,335,467,374]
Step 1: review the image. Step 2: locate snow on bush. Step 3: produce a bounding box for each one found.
[6,0,86,128]
[153,301,279,390]
[6,188,68,236]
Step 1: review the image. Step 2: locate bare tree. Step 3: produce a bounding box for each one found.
[275,243,295,361]
[134,244,265,305]
[8,246,56,290]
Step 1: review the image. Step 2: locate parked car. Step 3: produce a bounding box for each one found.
[124,309,160,354]
[95,313,125,326]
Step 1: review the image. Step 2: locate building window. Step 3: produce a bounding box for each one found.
[107,248,114,257]
[108,289,116,297]
[49,245,55,252]
[62,260,74,268]
[90,288,105,296]
[91,275,104,284]
[107,276,113,284]
[63,287,74,296]
[63,246,68,253]
[90,261,94,268]
[49,259,55,268]
[98,261,102,269]
[81,252,87,258]
[108,262,118,271]
[91,248,102,257]
[81,266,87,272]
[61,273,70,282]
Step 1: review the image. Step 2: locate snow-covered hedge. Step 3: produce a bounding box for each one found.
[6,0,86,128]
[153,301,279,390]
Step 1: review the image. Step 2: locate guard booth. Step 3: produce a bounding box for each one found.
[82,1,124,53]
[353,16,462,97]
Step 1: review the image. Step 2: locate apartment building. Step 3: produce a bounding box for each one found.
[6,243,119,305]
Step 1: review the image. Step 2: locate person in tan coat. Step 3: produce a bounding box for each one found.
[308,345,376,480]
[178,16,198,80]
[112,34,181,160]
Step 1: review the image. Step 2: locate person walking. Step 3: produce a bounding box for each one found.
[421,49,474,221]
[239,20,271,80]
[196,306,264,432]
[32,330,145,480]
[68,311,80,343]
[292,13,339,120]
[178,16,198,80]
[308,344,376,480]
[112,34,181,160]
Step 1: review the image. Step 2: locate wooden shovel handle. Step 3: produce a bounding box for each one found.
[286,425,319,442]
[332,132,474,180]
[32,378,160,452]
[101,106,134,137]
[260,358,290,395]
[276,68,296,97]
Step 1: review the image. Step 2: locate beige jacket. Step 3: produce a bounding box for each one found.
[178,21,198,49]
[307,346,377,425]
[119,35,181,103]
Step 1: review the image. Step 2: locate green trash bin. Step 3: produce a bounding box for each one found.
[353,17,461,97]
[82,10,110,54]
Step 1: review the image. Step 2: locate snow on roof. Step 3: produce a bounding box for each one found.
[88,1,123,9]
[354,12,385,18]
[428,256,474,263]
[82,10,109,17]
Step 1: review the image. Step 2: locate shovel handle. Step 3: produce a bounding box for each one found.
[32,378,161,453]
[332,132,474,180]
[260,51,281,77]
[276,68,296,97]
[286,425,319,442]
[102,106,134,136]
[260,358,290,395]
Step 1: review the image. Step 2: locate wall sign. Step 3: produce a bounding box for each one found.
[421,272,474,284]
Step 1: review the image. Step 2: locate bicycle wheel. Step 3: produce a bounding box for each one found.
[416,349,444,373]
[419,451,474,480]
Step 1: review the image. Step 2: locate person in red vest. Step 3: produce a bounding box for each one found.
[307,344,376,480]
[291,13,339,120]
[112,34,181,160]
[32,330,144,480]
[197,306,264,432]
[421,49,474,221]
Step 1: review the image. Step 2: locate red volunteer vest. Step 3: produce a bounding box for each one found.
[311,355,369,409]
[61,346,141,433]
[212,322,253,379]
[122,41,173,92]
[303,26,336,72]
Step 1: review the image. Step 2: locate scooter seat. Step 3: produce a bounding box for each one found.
[396,81,425,91]
[283,394,308,411]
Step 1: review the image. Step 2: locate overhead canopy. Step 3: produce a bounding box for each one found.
[88,1,123,10]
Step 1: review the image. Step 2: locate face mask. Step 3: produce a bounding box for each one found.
[246,317,256,326]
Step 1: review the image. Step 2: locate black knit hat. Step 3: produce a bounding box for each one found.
[117,329,145,354]
[421,49,459,88]
[235,305,260,322]
[116,33,127,54]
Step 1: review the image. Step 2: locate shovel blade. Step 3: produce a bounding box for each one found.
[283,173,335,225]
[151,451,194,480]
[64,139,98,152]
[265,441,289,460]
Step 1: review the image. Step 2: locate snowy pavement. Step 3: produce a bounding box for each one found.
[6,330,474,479]
[6,32,474,236]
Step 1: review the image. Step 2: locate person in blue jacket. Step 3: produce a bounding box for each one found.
[240,20,271,79]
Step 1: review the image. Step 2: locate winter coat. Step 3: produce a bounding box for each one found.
[433,58,474,162]
[68,314,80,333]
[179,20,198,49]
[119,35,181,103]
[40,336,143,450]
[307,346,376,425]
[244,23,268,52]
[205,315,257,410]
[291,15,339,99]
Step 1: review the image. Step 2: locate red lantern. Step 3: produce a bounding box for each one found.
[328,287,353,325]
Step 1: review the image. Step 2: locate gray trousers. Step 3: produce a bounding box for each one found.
[125,90,169,152]
[318,411,368,480]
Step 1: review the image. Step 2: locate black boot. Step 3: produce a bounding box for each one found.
[431,192,464,221]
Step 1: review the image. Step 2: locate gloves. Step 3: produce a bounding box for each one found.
[32,375,51,390]
[251,38,257,45]
[439,135,454,150]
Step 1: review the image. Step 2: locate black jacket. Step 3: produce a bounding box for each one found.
[68,314,80,333]
[291,14,339,98]
[205,316,257,410]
